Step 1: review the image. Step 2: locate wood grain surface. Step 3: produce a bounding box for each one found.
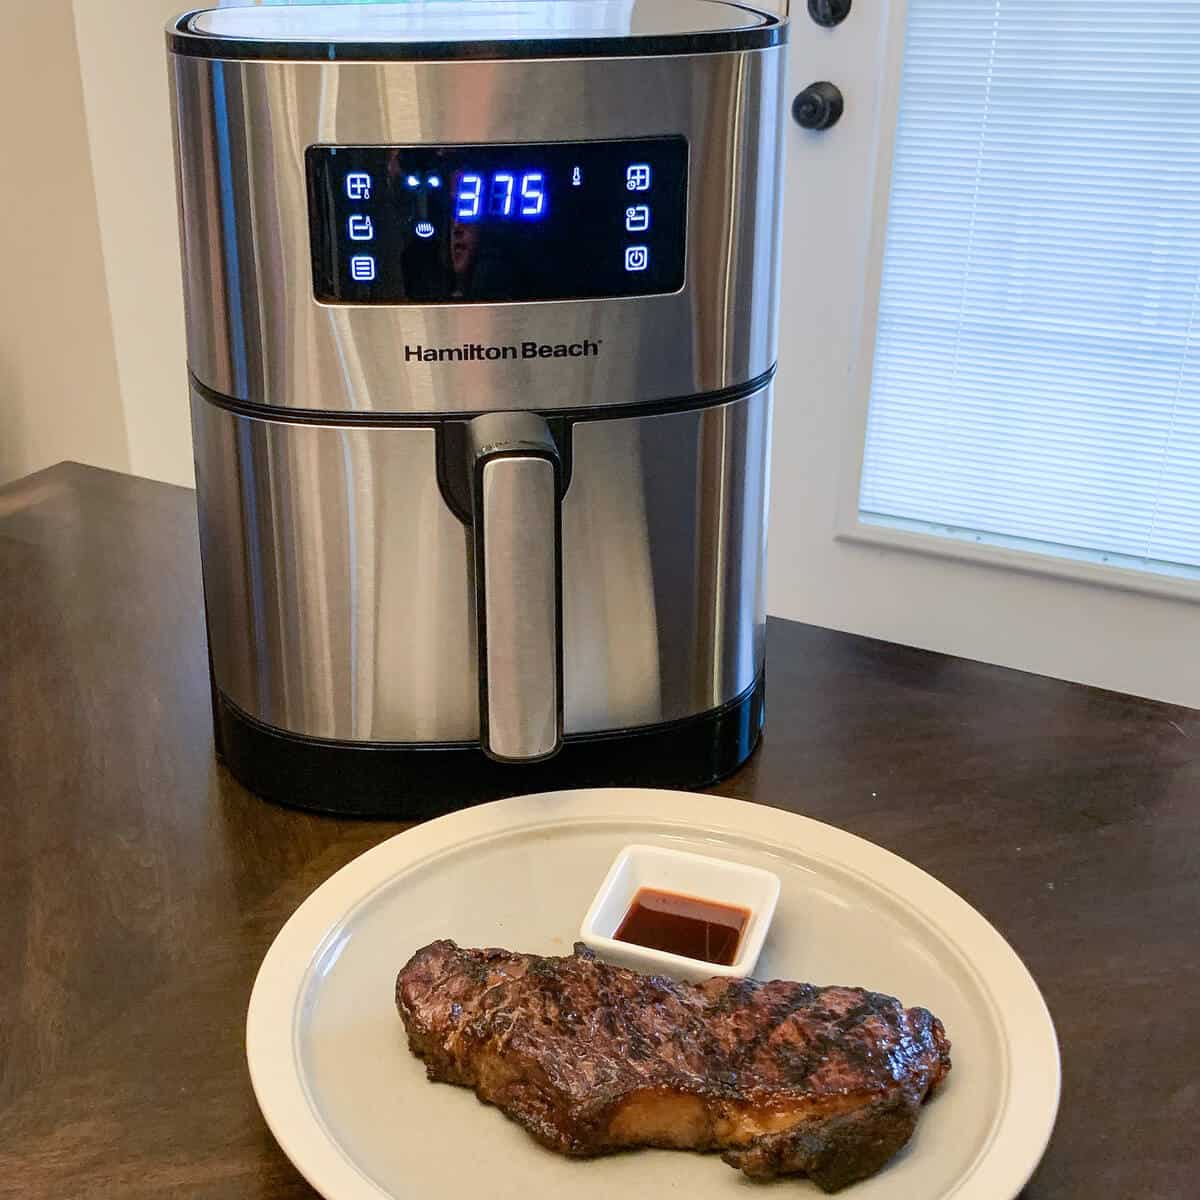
[1,462,1196,1199]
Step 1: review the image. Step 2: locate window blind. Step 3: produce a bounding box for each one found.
[860,0,1200,581]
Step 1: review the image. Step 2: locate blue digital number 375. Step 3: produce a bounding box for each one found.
[455,171,546,221]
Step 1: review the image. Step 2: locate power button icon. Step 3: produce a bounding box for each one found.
[624,245,649,272]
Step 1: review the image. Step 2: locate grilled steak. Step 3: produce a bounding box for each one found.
[396,940,950,1191]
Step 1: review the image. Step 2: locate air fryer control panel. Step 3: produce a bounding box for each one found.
[169,41,785,412]
[307,137,688,304]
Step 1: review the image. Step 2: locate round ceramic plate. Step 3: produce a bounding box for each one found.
[247,789,1060,1199]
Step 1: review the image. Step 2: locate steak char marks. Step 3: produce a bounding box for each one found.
[396,940,950,1192]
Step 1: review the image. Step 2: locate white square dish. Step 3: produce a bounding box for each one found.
[578,843,781,981]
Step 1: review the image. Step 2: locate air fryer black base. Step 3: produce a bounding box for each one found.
[212,677,764,819]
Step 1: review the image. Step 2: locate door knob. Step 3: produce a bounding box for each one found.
[792,82,844,131]
[808,0,852,27]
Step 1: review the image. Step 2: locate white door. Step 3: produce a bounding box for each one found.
[769,0,1200,707]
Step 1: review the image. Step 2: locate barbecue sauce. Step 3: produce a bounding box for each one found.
[614,888,749,966]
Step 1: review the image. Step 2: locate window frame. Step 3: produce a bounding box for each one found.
[832,0,1200,608]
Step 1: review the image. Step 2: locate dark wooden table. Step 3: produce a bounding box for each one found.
[2,462,1197,1199]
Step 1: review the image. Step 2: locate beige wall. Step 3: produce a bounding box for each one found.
[72,0,193,486]
[0,2,129,485]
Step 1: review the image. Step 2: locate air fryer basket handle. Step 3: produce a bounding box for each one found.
[467,413,564,763]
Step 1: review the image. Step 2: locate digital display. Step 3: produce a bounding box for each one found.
[306,138,688,304]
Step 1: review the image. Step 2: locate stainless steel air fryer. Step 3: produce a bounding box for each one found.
[167,0,787,815]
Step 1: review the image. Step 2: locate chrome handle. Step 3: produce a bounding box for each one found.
[468,414,563,763]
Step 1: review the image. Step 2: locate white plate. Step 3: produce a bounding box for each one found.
[247,789,1060,1200]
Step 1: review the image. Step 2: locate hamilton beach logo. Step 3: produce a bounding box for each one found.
[404,339,602,363]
